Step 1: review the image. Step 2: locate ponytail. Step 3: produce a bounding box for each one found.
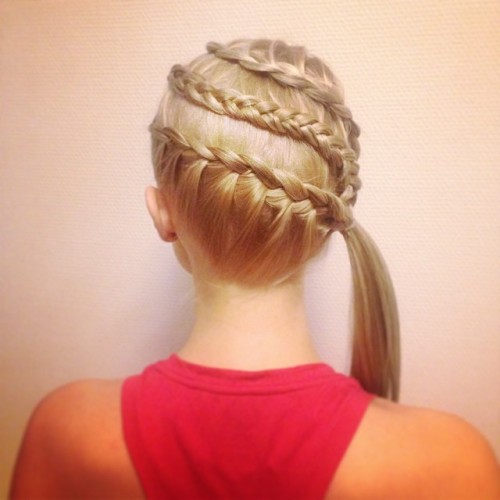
[343,223,400,401]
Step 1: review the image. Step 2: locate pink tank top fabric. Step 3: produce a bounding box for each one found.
[122,354,373,499]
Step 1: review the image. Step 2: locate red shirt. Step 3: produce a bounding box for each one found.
[122,354,373,499]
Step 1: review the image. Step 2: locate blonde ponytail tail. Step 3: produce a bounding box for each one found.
[343,223,400,401]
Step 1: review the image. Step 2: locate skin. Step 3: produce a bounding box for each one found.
[10,186,500,499]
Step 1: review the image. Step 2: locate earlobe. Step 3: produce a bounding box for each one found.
[164,232,178,243]
[144,186,177,242]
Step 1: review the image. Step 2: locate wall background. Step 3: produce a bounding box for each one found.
[1,0,499,494]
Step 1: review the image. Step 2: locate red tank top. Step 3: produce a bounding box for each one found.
[121,354,373,499]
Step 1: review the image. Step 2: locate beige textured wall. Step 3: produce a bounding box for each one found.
[1,0,499,494]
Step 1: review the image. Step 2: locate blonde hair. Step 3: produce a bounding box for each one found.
[149,39,400,400]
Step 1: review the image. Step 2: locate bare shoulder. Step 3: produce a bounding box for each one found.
[326,398,500,500]
[10,379,143,499]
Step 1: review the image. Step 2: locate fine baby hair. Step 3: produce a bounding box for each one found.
[149,39,400,401]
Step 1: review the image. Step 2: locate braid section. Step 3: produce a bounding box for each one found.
[169,65,344,166]
[207,41,361,157]
[150,125,354,232]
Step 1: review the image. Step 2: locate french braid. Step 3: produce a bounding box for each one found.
[207,41,361,156]
[150,124,354,232]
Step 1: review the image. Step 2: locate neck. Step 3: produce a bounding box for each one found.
[176,274,322,371]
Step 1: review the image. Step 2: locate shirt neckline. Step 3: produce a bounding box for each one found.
[153,353,342,395]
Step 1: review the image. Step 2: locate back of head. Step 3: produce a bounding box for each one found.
[150,39,361,285]
[150,39,400,400]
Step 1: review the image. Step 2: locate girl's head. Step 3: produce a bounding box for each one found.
[149,39,361,285]
[149,39,400,400]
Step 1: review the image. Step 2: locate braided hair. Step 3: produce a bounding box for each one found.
[150,39,400,401]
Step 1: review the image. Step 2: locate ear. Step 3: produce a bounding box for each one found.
[145,186,177,242]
